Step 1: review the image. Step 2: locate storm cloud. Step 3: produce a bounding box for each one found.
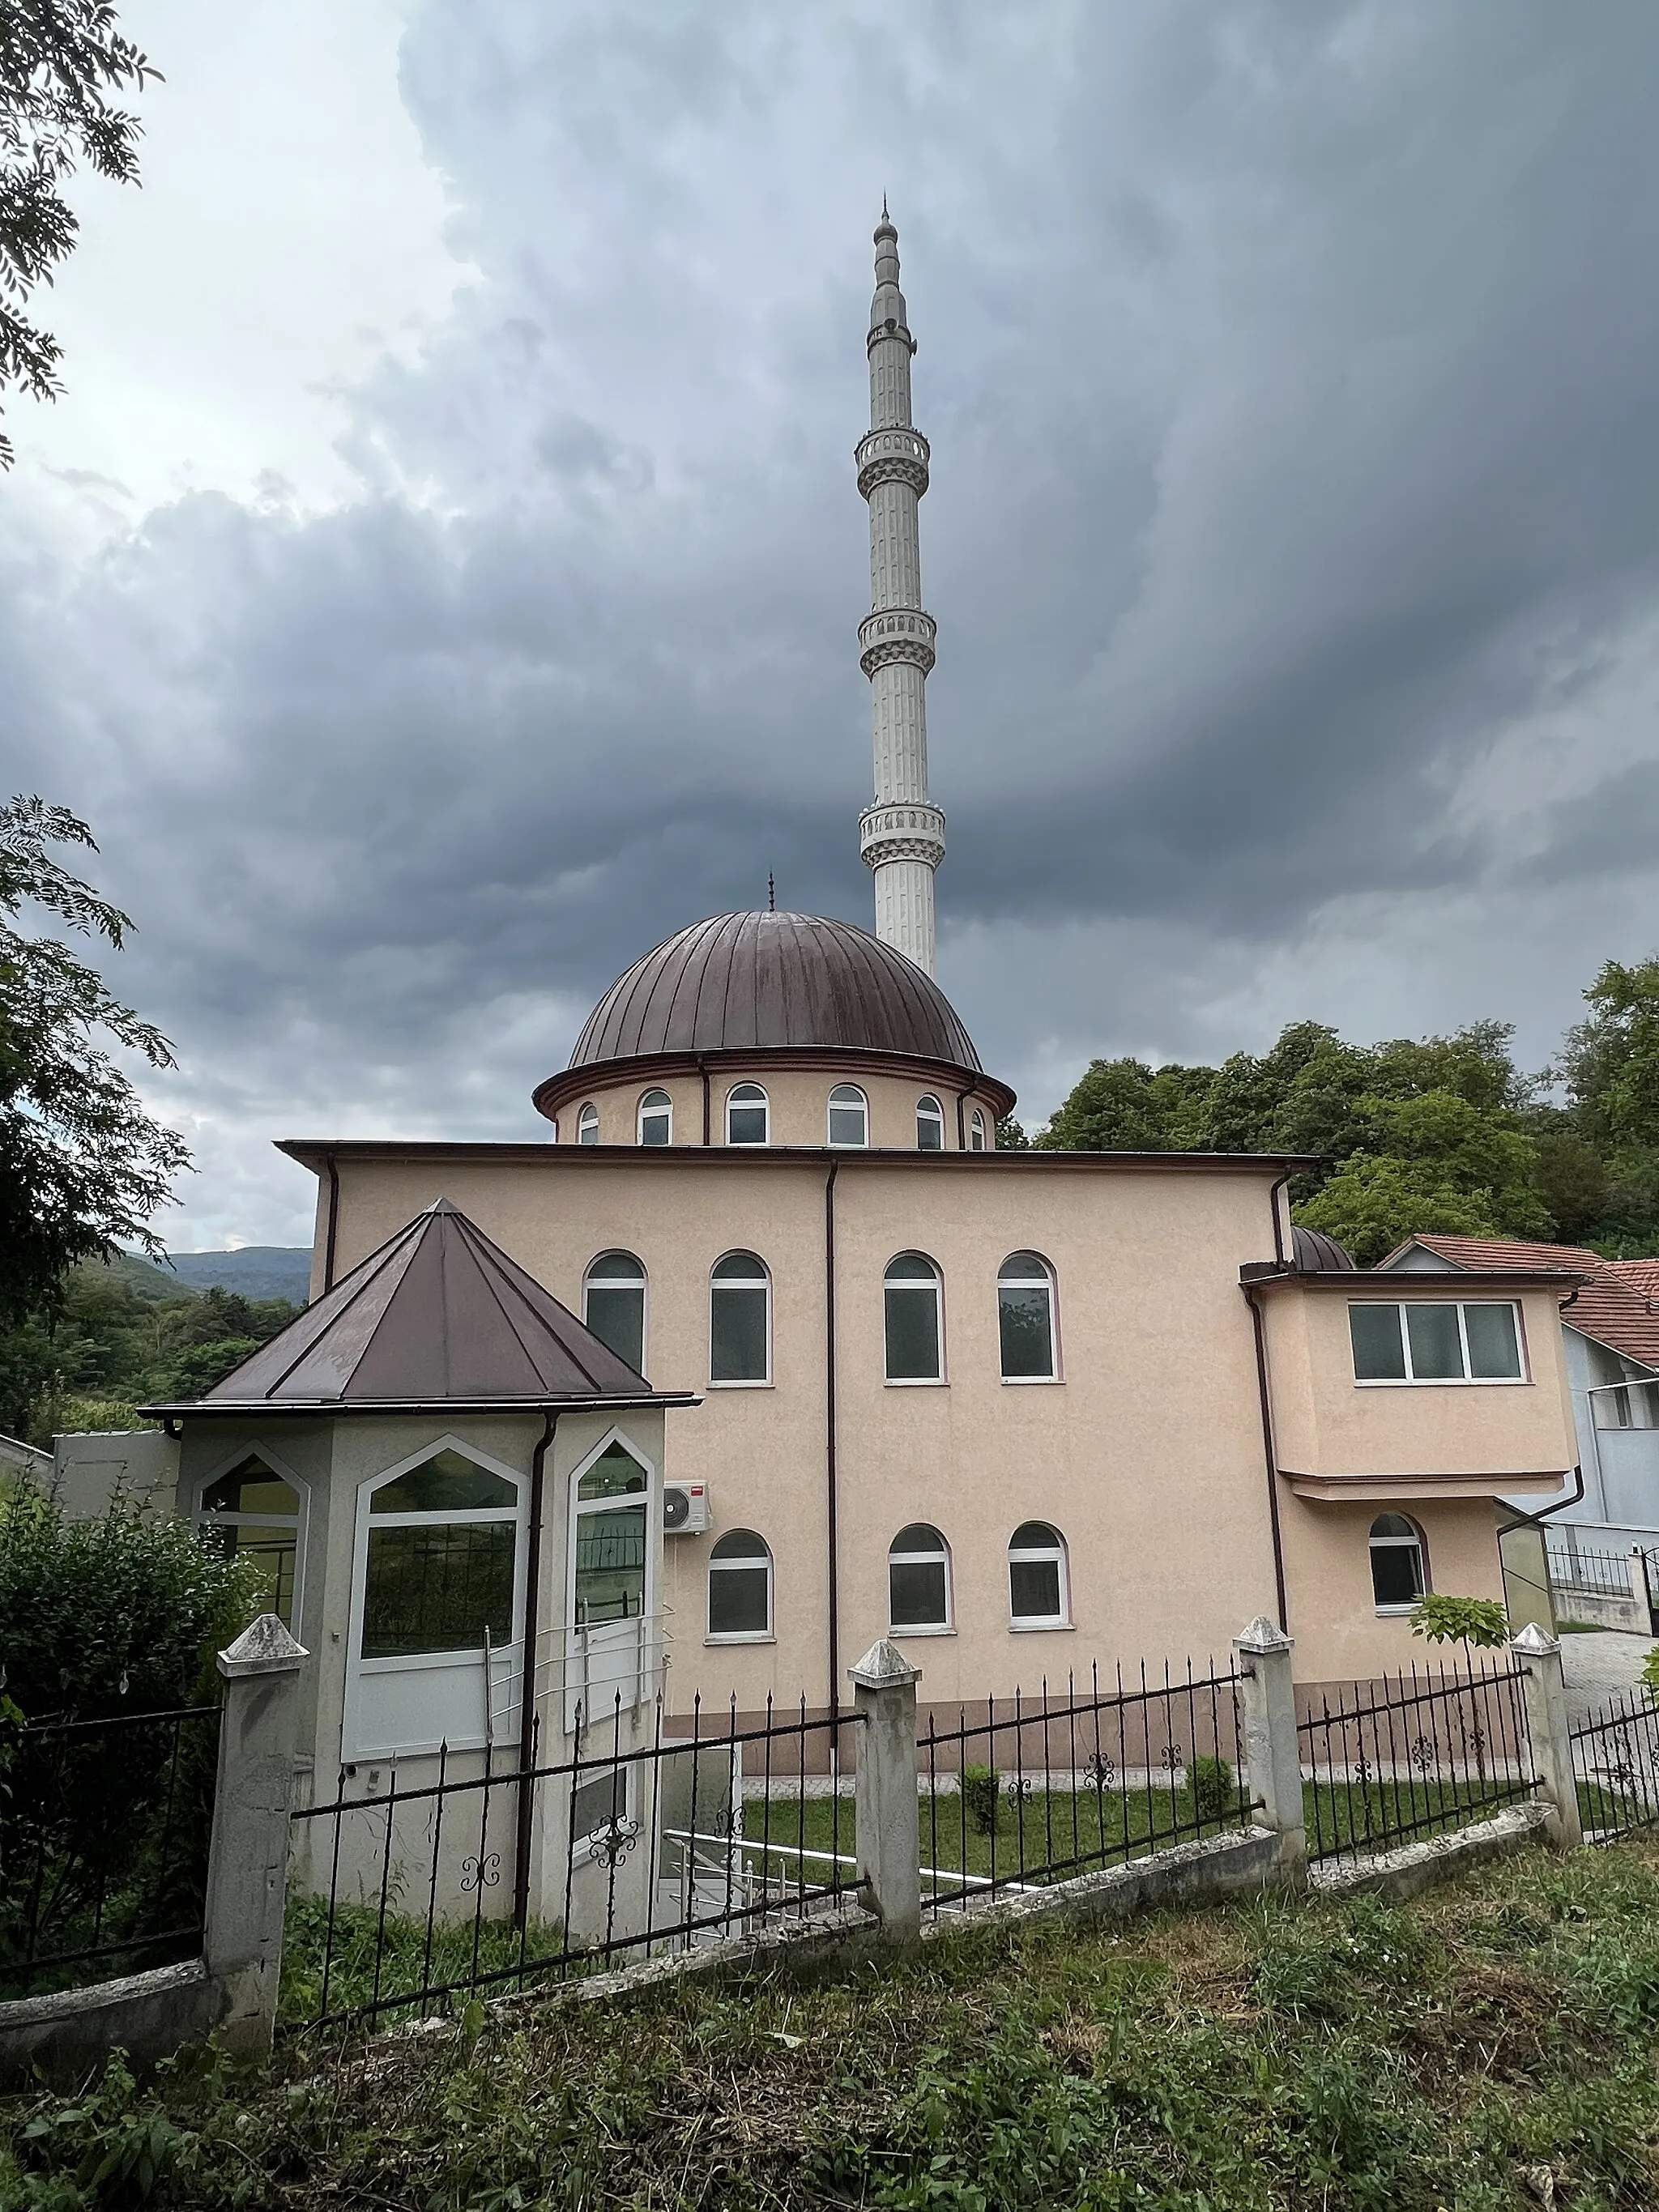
[6,0,1659,1242]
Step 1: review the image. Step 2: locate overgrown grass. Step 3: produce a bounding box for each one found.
[278,1896,576,2030]
[11,1837,1659,2206]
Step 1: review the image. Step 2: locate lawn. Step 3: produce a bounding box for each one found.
[11,1835,1659,2207]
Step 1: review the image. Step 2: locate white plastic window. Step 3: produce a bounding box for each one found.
[583,1251,646,1373]
[577,1102,599,1145]
[884,1252,943,1383]
[998,1251,1058,1381]
[970,1110,987,1152]
[1349,1302,1523,1383]
[197,1454,304,1630]
[726,1083,770,1146]
[1008,1521,1068,1627]
[1369,1513,1427,1611]
[916,1095,945,1151]
[828,1084,868,1148]
[889,1524,951,1631]
[710,1251,771,1384]
[707,1530,773,1639]
[638,1089,672,1146]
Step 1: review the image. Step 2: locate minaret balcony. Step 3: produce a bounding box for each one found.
[860,801,946,872]
[858,606,936,677]
[855,427,930,498]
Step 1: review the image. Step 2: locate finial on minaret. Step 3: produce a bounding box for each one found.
[855,204,944,974]
[767,871,775,913]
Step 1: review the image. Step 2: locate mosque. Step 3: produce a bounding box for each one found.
[148,213,1580,1784]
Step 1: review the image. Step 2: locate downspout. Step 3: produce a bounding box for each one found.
[322,1152,341,1294]
[824,1158,842,1747]
[1497,1287,1587,1529]
[514,1409,558,1931]
[1243,1281,1290,1634]
[954,1089,967,1151]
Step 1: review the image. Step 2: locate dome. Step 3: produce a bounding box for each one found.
[1290,1225,1358,1273]
[566,912,984,1072]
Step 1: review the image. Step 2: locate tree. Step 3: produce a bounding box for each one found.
[0,797,190,1324]
[1556,957,1659,1157]
[1,1,160,467]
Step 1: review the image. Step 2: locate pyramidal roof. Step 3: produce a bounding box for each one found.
[144,1201,689,1415]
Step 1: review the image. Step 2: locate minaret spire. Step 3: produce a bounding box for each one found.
[855,204,944,974]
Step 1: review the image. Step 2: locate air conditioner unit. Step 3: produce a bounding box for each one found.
[663,1482,710,1535]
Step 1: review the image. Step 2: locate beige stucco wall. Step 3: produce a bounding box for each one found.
[546,1064,1001,1152]
[1260,1284,1578,1480]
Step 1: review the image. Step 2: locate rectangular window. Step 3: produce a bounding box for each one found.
[1349,1301,1524,1384]
[361,1523,515,1659]
[708,1564,770,1637]
[573,1505,647,1626]
[1009,1557,1061,1622]
[585,1286,644,1372]
[710,1287,769,1383]
[570,1767,627,1840]
[889,1559,948,1629]
[885,1287,941,1381]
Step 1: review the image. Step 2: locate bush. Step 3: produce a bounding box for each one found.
[960,1763,1001,1835]
[1410,1594,1510,1652]
[1188,1754,1235,1822]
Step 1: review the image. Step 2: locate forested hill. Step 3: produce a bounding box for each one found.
[166,1247,311,1303]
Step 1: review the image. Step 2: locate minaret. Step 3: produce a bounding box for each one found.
[856,202,945,974]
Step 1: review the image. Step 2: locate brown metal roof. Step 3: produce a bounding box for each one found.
[143,1201,687,1415]
[565,912,984,1074]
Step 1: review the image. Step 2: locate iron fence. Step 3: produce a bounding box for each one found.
[0,1703,221,1999]
[1299,1659,1533,1865]
[1571,1687,1659,1841]
[284,1693,864,2033]
[917,1662,1253,1917]
[1546,1541,1642,1601]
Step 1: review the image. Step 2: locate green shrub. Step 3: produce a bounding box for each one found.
[1410,1594,1510,1651]
[1188,1754,1235,1822]
[959,1763,1001,1835]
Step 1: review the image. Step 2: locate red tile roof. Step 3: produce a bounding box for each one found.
[1391,1234,1659,1372]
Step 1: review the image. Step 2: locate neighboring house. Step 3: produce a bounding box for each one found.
[1379,1235,1659,1556]
[0,1433,51,1490]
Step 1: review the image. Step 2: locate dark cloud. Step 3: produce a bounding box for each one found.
[6,0,1659,1238]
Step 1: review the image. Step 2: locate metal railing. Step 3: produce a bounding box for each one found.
[1546,1542,1644,1600]
[1571,1688,1659,1842]
[0,1703,221,1998]
[1299,1659,1534,1865]
[284,1692,863,2033]
[917,1662,1253,1917]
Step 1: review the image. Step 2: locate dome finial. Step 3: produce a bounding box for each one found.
[767,870,775,913]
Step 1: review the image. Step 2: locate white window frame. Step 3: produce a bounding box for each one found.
[638,1088,672,1145]
[193,1439,311,1635]
[582,1250,647,1373]
[708,1249,773,1388]
[915,1094,945,1151]
[887,1523,953,1636]
[1369,1513,1428,1615]
[1349,1300,1528,1387]
[577,1102,599,1144]
[1008,1521,1070,1631]
[344,1434,527,1760]
[970,1110,987,1153]
[997,1251,1060,1383]
[725,1082,770,1147]
[706,1529,774,1643]
[563,1424,659,1733]
[827,1083,869,1149]
[567,1423,658,1633]
[883,1252,946,1386]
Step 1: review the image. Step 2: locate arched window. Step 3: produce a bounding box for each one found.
[638,1089,672,1146]
[1009,1522,1068,1627]
[583,1251,646,1372]
[916,1095,945,1151]
[726,1082,770,1146]
[889,1523,951,1631]
[1369,1513,1427,1612]
[577,1102,599,1145]
[998,1251,1057,1381]
[572,1441,649,1627]
[884,1252,943,1383]
[360,1447,519,1661]
[707,1530,773,1639]
[198,1453,304,1630]
[710,1251,771,1384]
[828,1083,868,1148]
[970,1110,987,1153]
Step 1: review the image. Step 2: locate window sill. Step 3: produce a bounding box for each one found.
[1353,1378,1529,1389]
[1374,1604,1420,1617]
[1001,1375,1062,1387]
[889,1624,955,1638]
[885,1378,948,1388]
[1010,1620,1074,1634]
[705,1633,775,1646]
[706,1379,774,1391]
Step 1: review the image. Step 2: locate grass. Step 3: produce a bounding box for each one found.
[13,1836,1659,2207]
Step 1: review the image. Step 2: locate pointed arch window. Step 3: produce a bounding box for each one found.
[889,1524,951,1632]
[197,1453,305,1630]
[726,1083,770,1146]
[915,1095,945,1151]
[583,1251,646,1372]
[998,1251,1058,1381]
[572,1441,650,1628]
[577,1102,599,1145]
[1370,1514,1427,1613]
[884,1252,944,1383]
[638,1089,672,1146]
[828,1084,868,1148]
[710,1251,771,1385]
[707,1530,773,1640]
[1009,1522,1068,1628]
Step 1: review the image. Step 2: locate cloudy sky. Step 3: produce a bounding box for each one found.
[7,0,1659,1250]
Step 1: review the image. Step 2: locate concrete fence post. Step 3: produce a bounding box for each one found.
[204,1613,308,2054]
[1234,1617,1307,1884]
[1510,1622,1582,1849]
[849,1639,921,1941]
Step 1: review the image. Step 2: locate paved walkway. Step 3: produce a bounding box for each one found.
[1559,1627,1657,1725]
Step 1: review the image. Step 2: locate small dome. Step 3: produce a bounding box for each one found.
[566,912,983,1072]
[1291,1225,1358,1273]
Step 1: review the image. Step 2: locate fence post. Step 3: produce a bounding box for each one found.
[1509,1622,1581,1849]
[203,1613,308,2055]
[1234,1617,1306,1883]
[849,1639,921,1941]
